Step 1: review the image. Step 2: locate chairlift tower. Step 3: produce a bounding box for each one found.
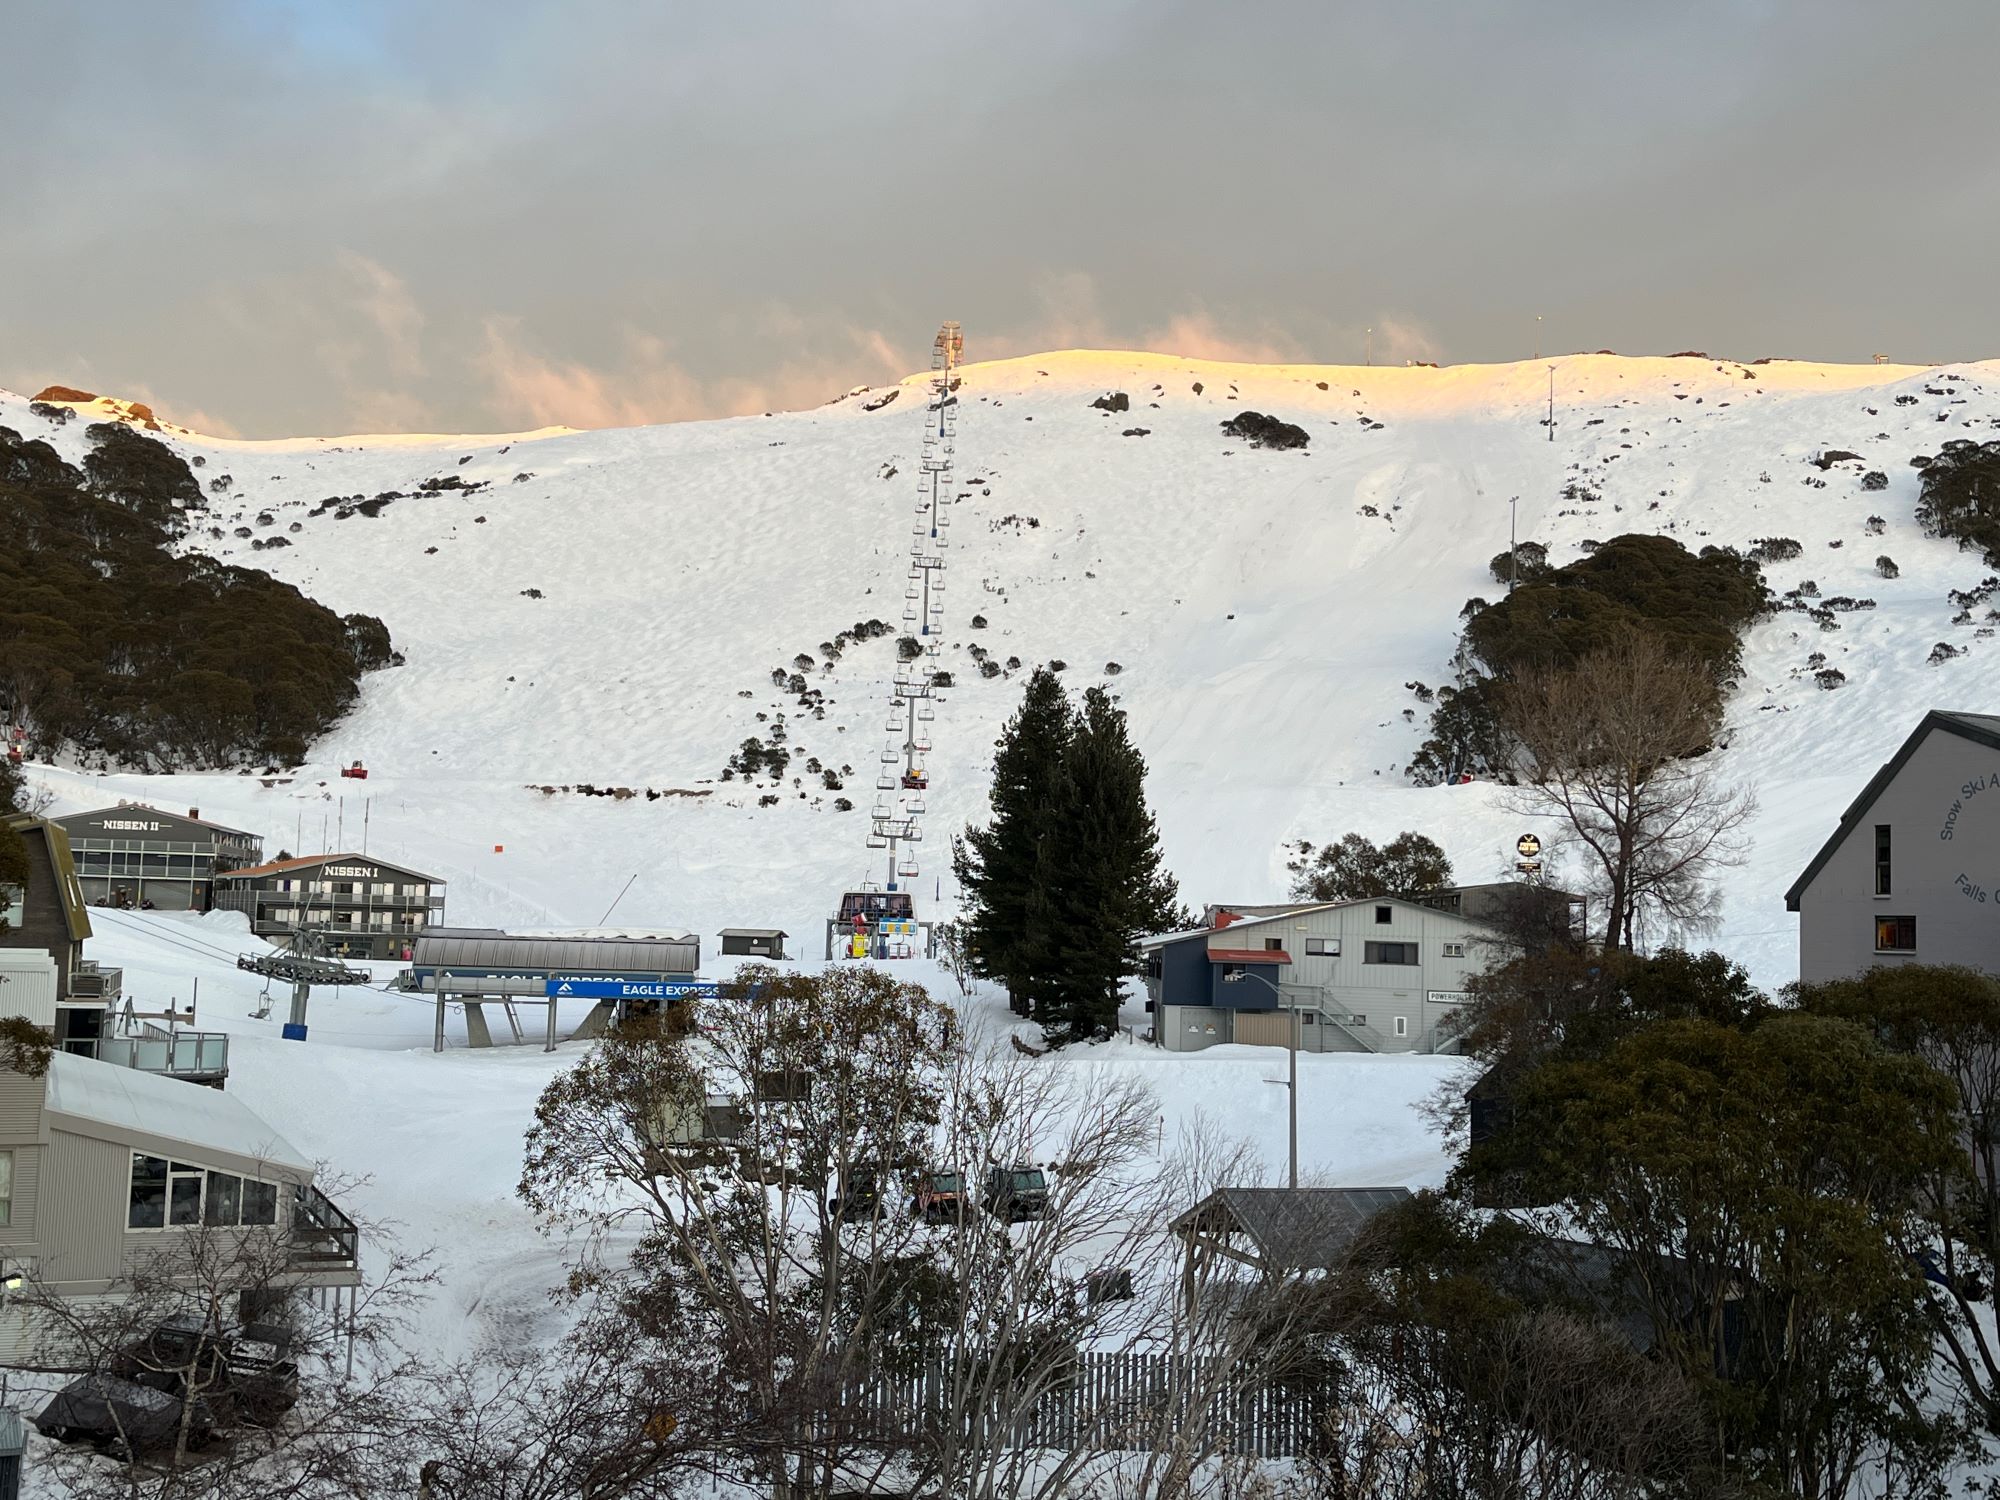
[235,932,369,1042]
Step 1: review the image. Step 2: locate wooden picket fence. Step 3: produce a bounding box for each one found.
[837,1350,1327,1458]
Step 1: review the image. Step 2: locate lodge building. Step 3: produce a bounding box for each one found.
[1787,709,2000,983]
[1142,895,1502,1054]
[211,853,447,960]
[54,805,263,913]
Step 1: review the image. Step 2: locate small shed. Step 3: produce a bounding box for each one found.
[718,928,789,960]
[1170,1185,1411,1308]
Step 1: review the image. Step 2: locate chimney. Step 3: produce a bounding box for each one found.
[187,808,199,820]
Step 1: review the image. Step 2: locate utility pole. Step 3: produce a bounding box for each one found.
[1287,1006,1299,1190]
[1547,364,1556,443]
[1365,327,1373,367]
[1534,314,1542,361]
[1509,495,1519,591]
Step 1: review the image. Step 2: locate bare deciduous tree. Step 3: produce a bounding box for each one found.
[1500,634,1754,951]
[18,1180,432,1499]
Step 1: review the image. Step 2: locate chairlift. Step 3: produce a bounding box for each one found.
[897,854,920,879]
[905,796,928,815]
[916,704,935,721]
[880,747,900,764]
[866,833,888,850]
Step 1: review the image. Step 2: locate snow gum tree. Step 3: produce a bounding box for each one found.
[1513,1014,1969,1498]
[1500,633,1754,950]
[1283,830,1452,904]
[518,964,957,1500]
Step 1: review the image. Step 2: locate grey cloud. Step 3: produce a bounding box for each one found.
[3,0,1994,435]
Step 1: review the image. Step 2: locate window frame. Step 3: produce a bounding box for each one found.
[128,1152,285,1233]
[1441,941,1467,958]
[1303,936,1341,957]
[1393,1016,1409,1038]
[1874,824,1892,897]
[1364,940,1421,966]
[1874,914,1917,953]
[1374,905,1393,926]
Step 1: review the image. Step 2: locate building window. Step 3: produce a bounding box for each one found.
[1364,941,1420,966]
[1875,915,1917,953]
[1393,1016,1409,1038]
[1264,937,1284,951]
[0,1149,14,1228]
[1875,825,1891,896]
[1441,942,1467,958]
[130,1156,167,1228]
[1374,905,1393,925]
[130,1154,282,1230]
[1304,937,1340,957]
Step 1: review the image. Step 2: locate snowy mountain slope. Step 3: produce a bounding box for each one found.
[9,349,2000,985]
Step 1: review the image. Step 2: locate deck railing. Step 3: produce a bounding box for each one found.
[63,1027,230,1082]
[289,1184,360,1275]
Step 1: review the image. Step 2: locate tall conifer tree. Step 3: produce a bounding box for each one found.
[952,668,1073,1014]
[1042,688,1181,1042]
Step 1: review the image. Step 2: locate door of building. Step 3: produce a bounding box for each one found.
[1234,1010,1298,1049]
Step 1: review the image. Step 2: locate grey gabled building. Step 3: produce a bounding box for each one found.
[1786,709,2000,983]
[54,805,263,913]
[212,853,446,961]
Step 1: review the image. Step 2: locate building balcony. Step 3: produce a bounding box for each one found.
[289,1183,360,1277]
[62,1025,229,1084]
[66,962,124,1002]
[212,891,446,918]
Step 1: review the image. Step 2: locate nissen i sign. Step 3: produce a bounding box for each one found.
[323,866,378,878]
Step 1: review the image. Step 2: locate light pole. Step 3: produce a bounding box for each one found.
[1222,969,1302,1189]
[1365,327,1373,367]
[1546,364,1556,443]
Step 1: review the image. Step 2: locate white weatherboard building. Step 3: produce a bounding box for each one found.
[1787,709,2000,983]
[0,1052,361,1365]
[1142,897,1499,1053]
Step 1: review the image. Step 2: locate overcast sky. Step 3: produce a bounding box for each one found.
[5,1,1996,437]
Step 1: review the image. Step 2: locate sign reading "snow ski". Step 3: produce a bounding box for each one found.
[544,977,719,1001]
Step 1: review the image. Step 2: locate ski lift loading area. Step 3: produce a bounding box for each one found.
[393,926,707,1053]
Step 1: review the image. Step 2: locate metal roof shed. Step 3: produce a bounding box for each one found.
[1171,1185,1412,1299]
[717,928,789,958]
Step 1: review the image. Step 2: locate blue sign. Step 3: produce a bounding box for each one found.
[544,977,719,1001]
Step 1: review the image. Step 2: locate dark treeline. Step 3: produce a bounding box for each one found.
[1409,532,1769,785]
[0,422,397,769]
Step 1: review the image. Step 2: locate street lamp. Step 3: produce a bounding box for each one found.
[1222,969,1303,1189]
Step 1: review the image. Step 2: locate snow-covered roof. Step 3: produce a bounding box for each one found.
[45,1053,312,1177]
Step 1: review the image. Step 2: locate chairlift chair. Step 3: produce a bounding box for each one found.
[866,833,888,850]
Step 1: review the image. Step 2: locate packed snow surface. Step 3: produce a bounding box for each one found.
[9,346,2000,1391]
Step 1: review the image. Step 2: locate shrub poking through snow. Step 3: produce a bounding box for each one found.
[1219,411,1310,450]
[1877,556,1900,579]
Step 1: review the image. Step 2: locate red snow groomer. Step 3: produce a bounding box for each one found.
[5,727,24,765]
[339,760,369,780]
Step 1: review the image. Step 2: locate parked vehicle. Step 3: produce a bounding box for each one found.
[829,1166,882,1223]
[113,1316,300,1429]
[982,1164,1050,1222]
[912,1169,971,1225]
[35,1375,215,1453]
